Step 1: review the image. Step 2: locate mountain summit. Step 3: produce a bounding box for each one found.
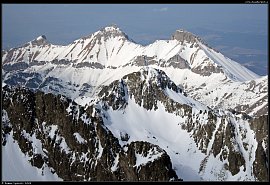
[171,29,200,43]
[30,35,49,46]
[82,24,130,42]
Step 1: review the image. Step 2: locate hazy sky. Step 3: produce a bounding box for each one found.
[2,4,268,48]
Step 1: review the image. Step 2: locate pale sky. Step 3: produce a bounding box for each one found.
[2,4,268,47]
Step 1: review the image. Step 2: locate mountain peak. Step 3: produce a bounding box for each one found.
[36,35,47,41]
[29,35,48,46]
[102,24,121,32]
[138,67,183,93]
[89,24,130,42]
[171,29,200,43]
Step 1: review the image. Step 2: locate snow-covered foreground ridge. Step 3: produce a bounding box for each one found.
[2,67,268,181]
[95,67,268,181]
[2,25,267,117]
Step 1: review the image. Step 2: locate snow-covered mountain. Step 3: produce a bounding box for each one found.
[2,25,268,181]
[2,25,267,117]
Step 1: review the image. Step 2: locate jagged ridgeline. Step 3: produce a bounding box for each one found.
[2,25,267,117]
[2,25,268,181]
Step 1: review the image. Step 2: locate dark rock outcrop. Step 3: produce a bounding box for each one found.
[2,86,180,181]
[171,30,200,44]
[250,115,268,181]
[120,68,183,111]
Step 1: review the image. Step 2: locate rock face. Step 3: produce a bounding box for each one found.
[118,141,179,181]
[191,61,223,76]
[31,35,48,46]
[95,24,130,42]
[97,67,268,181]
[171,30,200,44]
[2,86,180,181]
[250,115,268,181]
[166,54,190,69]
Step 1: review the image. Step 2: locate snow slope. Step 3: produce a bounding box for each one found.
[2,131,62,181]
[102,98,258,181]
[198,42,259,82]
[93,67,259,181]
